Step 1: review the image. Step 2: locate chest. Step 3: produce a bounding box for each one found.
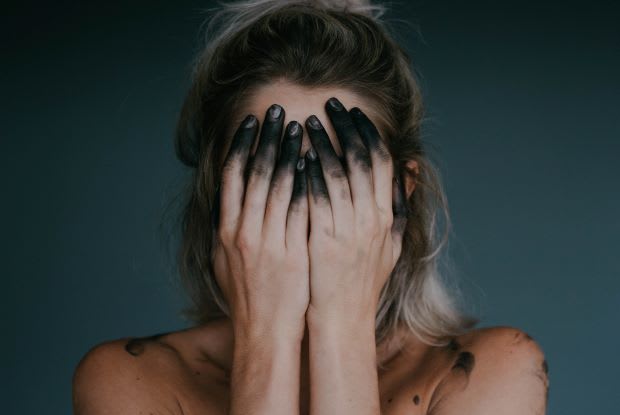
[178,355,443,415]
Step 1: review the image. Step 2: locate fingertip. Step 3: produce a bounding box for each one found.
[292,156,307,204]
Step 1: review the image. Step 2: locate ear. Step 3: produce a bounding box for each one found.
[401,160,419,200]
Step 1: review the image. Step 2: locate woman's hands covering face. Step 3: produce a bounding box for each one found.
[212,104,310,337]
[212,97,408,334]
[303,97,408,324]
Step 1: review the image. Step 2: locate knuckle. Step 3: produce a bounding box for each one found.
[358,212,380,234]
[234,230,253,253]
[216,226,232,246]
[382,210,394,229]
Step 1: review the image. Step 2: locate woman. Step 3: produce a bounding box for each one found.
[72,1,549,414]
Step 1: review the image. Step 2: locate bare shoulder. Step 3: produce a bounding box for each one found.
[72,326,228,415]
[427,325,549,415]
[72,333,185,414]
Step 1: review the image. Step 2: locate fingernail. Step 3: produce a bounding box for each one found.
[307,115,322,130]
[350,107,362,116]
[288,121,301,136]
[296,157,305,170]
[268,104,282,120]
[327,97,344,111]
[306,147,317,160]
[243,114,257,128]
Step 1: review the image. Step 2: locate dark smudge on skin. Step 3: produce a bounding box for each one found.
[124,332,172,357]
[292,157,307,204]
[246,104,283,181]
[446,338,460,352]
[413,395,420,405]
[305,147,330,203]
[324,99,372,174]
[451,351,475,375]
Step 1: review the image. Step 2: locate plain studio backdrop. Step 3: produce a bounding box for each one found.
[2,1,618,413]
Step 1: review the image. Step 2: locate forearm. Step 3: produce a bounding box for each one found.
[307,310,380,415]
[229,324,303,415]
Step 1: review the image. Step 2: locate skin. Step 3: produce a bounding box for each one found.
[72,80,549,415]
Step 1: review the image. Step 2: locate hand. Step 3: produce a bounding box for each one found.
[303,97,408,324]
[212,104,310,338]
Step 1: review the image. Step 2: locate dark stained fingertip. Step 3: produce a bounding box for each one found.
[327,97,344,111]
[307,115,322,130]
[229,116,258,153]
[305,149,329,202]
[349,106,390,161]
[326,104,372,174]
[272,120,303,189]
[268,104,283,121]
[296,157,305,171]
[307,146,317,161]
[242,114,257,128]
[291,157,307,203]
[248,105,285,181]
[287,120,301,137]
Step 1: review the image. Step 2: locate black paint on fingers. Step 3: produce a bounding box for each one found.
[350,106,391,162]
[304,115,347,181]
[273,121,303,184]
[291,156,307,205]
[305,147,330,203]
[247,103,284,181]
[391,172,408,234]
[324,98,372,174]
[222,114,258,173]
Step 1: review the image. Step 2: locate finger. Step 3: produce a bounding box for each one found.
[241,104,285,236]
[264,121,303,239]
[391,171,408,265]
[324,97,374,211]
[305,114,352,233]
[349,106,394,219]
[305,147,334,237]
[219,114,259,233]
[286,156,309,249]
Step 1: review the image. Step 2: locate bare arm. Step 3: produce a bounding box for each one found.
[307,310,380,415]
[230,323,303,414]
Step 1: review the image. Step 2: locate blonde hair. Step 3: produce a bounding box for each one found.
[172,0,479,354]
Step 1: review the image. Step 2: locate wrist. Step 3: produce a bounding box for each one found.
[233,317,305,347]
[306,303,376,336]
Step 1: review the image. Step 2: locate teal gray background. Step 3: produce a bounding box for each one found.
[3,1,618,413]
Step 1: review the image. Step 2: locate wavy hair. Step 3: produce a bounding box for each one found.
[171,0,479,355]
